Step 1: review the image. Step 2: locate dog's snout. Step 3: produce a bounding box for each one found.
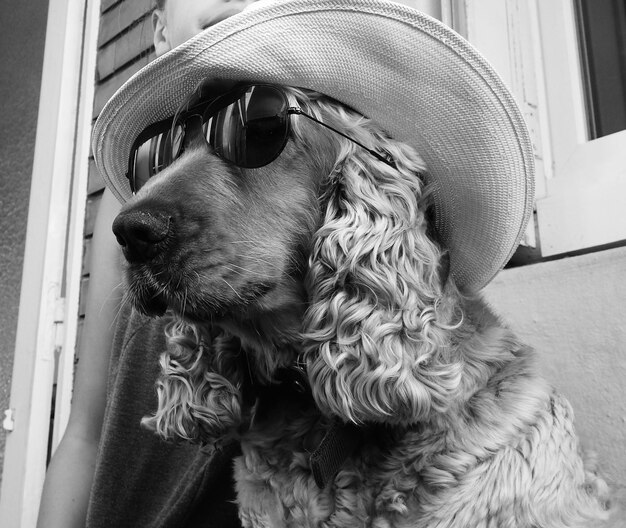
[112,209,171,263]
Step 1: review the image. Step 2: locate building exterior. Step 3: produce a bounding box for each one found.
[0,0,624,525]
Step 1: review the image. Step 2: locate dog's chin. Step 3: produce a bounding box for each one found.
[128,278,277,323]
[131,291,216,322]
[133,291,169,318]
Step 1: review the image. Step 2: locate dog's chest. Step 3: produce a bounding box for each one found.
[234,443,380,528]
[232,424,422,528]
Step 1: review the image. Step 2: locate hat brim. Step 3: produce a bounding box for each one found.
[92,0,534,291]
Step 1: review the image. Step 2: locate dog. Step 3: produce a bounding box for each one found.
[112,85,610,527]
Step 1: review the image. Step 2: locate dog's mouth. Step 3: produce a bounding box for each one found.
[123,269,171,317]
[125,265,277,321]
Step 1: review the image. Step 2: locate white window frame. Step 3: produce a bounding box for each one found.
[533,0,626,256]
[0,0,100,526]
[462,0,626,257]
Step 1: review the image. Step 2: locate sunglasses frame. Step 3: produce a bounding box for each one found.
[170,84,294,172]
[126,83,396,195]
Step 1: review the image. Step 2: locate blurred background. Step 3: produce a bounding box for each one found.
[0,0,624,525]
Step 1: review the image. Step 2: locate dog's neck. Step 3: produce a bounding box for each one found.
[216,305,306,384]
[205,291,530,489]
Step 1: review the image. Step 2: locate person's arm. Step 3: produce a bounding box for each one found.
[37,189,123,528]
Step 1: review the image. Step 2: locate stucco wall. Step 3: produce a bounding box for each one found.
[0,0,49,483]
[484,246,626,501]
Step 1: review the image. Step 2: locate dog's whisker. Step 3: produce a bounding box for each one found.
[111,292,134,330]
[221,265,244,277]
[220,278,244,301]
[223,264,270,277]
[181,285,189,316]
[228,255,276,267]
[196,249,277,269]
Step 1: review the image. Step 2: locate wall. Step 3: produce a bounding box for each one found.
[0,0,49,485]
[484,246,626,503]
[77,0,155,350]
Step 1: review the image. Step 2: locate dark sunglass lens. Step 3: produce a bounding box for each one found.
[171,123,184,159]
[205,85,289,168]
[130,129,175,193]
[132,137,156,192]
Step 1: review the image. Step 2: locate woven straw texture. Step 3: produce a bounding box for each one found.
[92,0,535,291]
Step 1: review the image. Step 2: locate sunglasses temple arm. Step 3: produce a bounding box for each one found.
[288,107,397,170]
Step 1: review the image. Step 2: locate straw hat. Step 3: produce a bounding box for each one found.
[92,0,534,292]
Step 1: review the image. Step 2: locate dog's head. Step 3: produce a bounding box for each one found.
[113,84,463,442]
[112,86,336,342]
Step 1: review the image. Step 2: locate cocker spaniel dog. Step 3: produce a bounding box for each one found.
[110,81,610,527]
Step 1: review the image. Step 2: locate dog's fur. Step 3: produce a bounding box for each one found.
[113,86,610,527]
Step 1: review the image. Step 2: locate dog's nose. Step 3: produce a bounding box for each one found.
[112,209,171,263]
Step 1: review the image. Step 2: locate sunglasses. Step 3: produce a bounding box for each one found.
[126,83,395,194]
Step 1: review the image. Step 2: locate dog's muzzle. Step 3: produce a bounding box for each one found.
[112,208,171,263]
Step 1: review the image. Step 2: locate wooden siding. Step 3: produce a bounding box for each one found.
[78,0,156,348]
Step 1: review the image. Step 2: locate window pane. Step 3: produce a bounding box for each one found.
[576,0,626,138]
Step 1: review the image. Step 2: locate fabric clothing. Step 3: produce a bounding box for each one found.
[86,303,241,528]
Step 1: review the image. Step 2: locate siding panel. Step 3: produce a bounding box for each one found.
[93,52,155,117]
[98,0,153,47]
[80,0,155,364]
[97,16,153,80]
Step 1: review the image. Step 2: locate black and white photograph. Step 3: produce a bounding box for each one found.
[0,1,624,526]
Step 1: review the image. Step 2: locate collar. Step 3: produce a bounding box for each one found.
[245,362,367,489]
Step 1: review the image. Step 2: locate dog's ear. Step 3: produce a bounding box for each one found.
[303,146,463,425]
[142,320,244,443]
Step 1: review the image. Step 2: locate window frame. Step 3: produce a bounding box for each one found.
[463,0,626,257]
[535,0,626,256]
[0,0,100,526]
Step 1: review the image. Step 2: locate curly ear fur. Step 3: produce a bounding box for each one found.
[303,105,464,425]
[141,319,245,444]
